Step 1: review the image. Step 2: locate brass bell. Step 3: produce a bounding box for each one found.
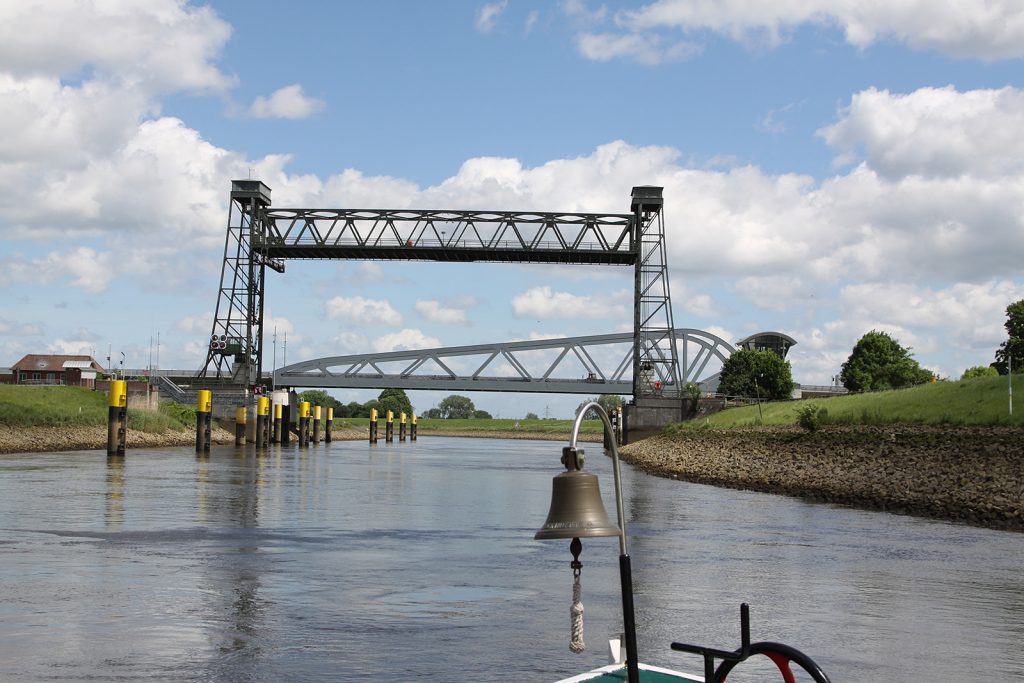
[535,469,621,540]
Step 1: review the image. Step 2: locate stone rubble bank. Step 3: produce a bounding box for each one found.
[619,425,1023,532]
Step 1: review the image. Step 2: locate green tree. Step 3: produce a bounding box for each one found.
[298,390,343,412]
[438,394,475,419]
[962,365,998,380]
[993,299,1024,375]
[840,330,933,392]
[422,407,443,419]
[524,412,539,420]
[575,394,624,419]
[376,388,413,418]
[472,409,493,419]
[718,349,795,400]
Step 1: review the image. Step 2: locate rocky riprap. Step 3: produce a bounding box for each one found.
[619,425,1023,531]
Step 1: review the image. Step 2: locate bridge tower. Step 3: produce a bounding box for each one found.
[199,180,282,387]
[631,186,681,398]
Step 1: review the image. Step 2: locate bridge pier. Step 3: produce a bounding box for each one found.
[623,397,693,445]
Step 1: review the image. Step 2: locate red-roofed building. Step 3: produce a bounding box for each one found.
[10,355,105,388]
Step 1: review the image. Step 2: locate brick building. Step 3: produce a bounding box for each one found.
[10,355,105,388]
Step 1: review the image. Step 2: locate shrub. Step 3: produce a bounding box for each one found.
[796,404,822,432]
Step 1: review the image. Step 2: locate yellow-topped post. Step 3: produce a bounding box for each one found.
[196,389,212,452]
[399,411,407,442]
[410,413,417,441]
[298,401,311,447]
[234,406,247,446]
[257,396,270,447]
[385,410,394,443]
[325,407,334,443]
[107,379,127,456]
[369,407,378,444]
[273,402,283,444]
[312,405,322,444]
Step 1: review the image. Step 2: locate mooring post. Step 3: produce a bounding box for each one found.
[325,407,333,443]
[234,406,246,446]
[399,412,406,442]
[312,405,322,444]
[106,379,127,456]
[298,401,311,447]
[272,402,282,444]
[410,413,417,441]
[369,408,378,444]
[256,397,269,447]
[385,410,394,443]
[196,389,212,452]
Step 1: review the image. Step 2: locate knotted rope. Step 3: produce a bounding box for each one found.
[570,569,585,653]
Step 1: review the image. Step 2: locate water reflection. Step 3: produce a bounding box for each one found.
[105,454,124,529]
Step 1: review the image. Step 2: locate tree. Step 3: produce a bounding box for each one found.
[422,407,442,419]
[718,349,795,400]
[962,366,998,380]
[438,394,475,419]
[575,394,624,419]
[993,299,1024,375]
[840,330,933,392]
[298,390,343,412]
[524,412,539,420]
[376,388,413,418]
[472,409,493,419]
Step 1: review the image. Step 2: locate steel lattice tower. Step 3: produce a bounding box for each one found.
[199,180,281,386]
[630,186,682,397]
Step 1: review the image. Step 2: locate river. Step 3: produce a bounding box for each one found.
[0,437,1021,681]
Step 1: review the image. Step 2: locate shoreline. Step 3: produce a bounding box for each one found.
[619,425,1023,532]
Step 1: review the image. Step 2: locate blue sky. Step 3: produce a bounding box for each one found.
[2,1,1023,418]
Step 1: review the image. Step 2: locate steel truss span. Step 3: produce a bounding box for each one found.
[273,329,733,394]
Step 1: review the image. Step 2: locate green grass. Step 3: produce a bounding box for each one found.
[674,374,1023,430]
[415,417,604,434]
[0,385,193,433]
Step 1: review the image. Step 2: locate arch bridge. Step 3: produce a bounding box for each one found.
[274,328,734,393]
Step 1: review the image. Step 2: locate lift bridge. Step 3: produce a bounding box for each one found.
[199,180,725,401]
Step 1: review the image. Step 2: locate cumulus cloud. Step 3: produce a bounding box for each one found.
[325,296,402,326]
[248,84,325,120]
[0,247,113,293]
[819,86,1024,180]
[374,329,441,352]
[512,286,630,320]
[613,0,1024,60]
[415,300,469,324]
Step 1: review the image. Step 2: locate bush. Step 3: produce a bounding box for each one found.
[796,404,822,432]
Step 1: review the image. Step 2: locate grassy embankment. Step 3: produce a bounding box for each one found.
[676,374,1023,431]
[414,417,604,436]
[0,384,194,432]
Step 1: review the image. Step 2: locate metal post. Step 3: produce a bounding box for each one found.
[569,402,639,683]
[106,380,127,456]
[196,390,212,452]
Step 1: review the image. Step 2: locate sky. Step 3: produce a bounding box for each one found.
[1,0,1023,419]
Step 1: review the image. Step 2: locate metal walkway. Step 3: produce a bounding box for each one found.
[273,328,733,394]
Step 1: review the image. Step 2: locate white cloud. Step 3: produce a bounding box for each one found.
[476,1,508,33]
[415,300,469,324]
[0,318,42,337]
[0,247,113,293]
[330,331,369,356]
[374,329,441,352]
[248,84,325,120]
[575,32,700,64]
[512,286,630,319]
[525,10,540,33]
[819,86,1024,180]
[615,0,1024,60]
[325,296,402,326]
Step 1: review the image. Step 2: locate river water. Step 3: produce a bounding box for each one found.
[0,437,1021,682]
